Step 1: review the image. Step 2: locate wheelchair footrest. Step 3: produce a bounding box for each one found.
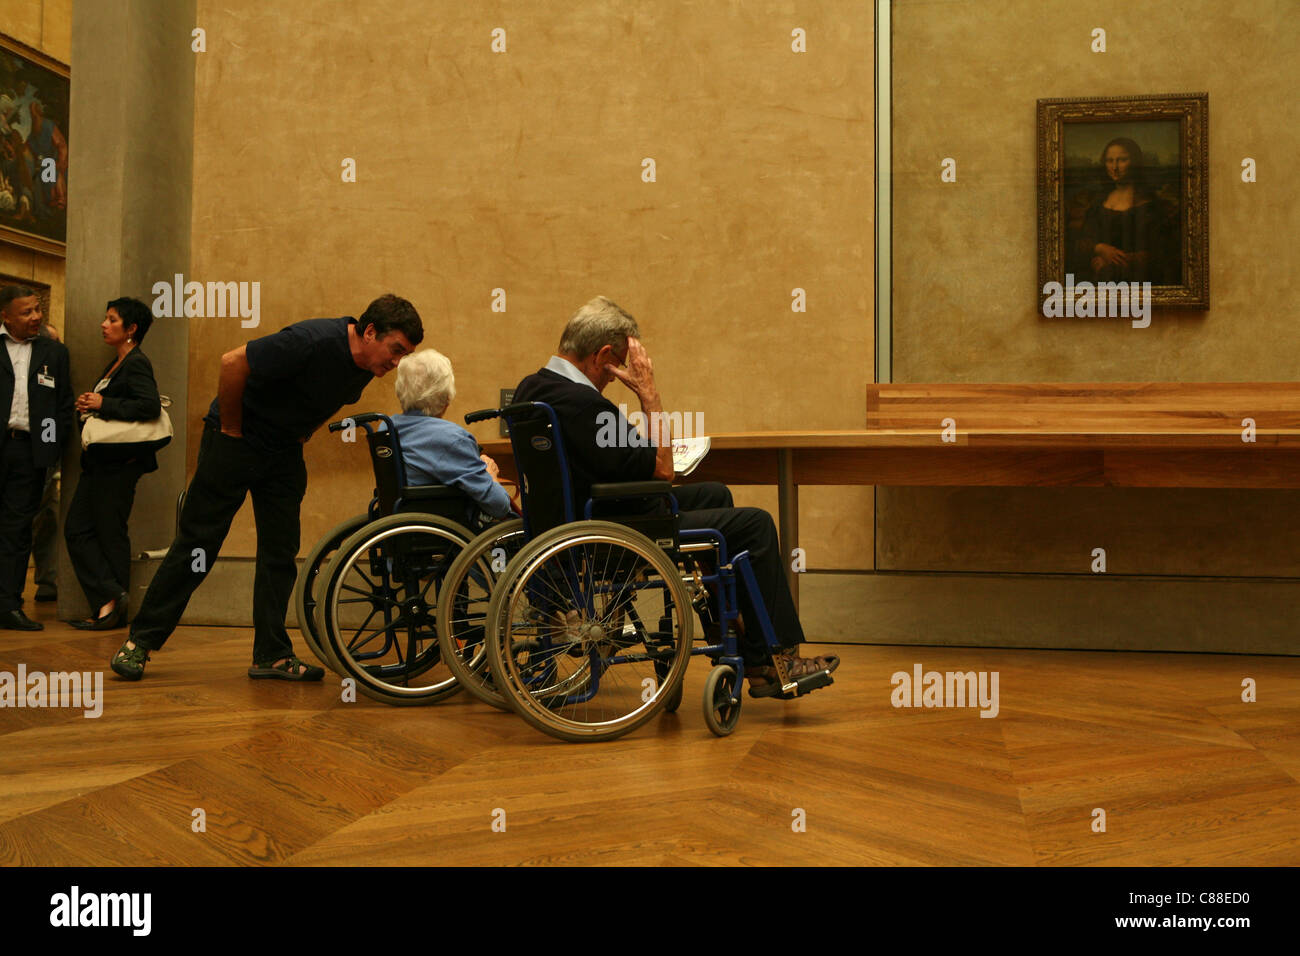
[780,670,834,700]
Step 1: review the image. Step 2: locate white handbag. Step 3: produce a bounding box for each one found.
[81,395,174,450]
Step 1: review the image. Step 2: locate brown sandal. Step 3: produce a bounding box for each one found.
[747,648,839,698]
[248,656,324,681]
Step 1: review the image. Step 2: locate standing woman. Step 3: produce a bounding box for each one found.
[65,297,162,629]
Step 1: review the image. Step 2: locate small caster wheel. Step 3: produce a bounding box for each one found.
[703,664,741,736]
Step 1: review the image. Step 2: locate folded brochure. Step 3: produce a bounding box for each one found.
[672,436,710,477]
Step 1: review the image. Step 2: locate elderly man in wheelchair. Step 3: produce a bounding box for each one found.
[481,295,839,740]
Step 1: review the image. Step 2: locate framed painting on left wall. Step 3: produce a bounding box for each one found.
[0,32,68,257]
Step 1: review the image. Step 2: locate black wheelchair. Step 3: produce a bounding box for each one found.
[292,412,519,705]
[460,401,834,742]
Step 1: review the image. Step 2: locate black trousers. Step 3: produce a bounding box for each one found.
[672,482,805,666]
[0,435,46,612]
[64,461,145,611]
[130,427,307,663]
[32,468,59,590]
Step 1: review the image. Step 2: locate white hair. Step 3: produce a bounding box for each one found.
[395,348,456,417]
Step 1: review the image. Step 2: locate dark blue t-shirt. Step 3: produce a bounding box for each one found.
[204,316,372,451]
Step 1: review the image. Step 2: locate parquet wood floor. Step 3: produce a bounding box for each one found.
[2,597,1298,866]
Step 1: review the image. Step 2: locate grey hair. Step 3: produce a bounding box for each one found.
[558,296,641,359]
[395,348,456,417]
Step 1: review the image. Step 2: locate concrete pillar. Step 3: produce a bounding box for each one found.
[61,0,196,618]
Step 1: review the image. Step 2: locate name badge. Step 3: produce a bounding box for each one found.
[37,373,55,388]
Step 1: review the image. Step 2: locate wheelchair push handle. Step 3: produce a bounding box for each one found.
[465,402,544,426]
[328,412,395,435]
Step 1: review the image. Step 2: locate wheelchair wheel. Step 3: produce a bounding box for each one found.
[294,513,370,668]
[320,512,473,705]
[485,521,693,742]
[702,664,741,737]
[435,519,526,711]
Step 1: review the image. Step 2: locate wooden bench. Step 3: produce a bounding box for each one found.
[861,382,1300,487]
[479,383,1300,604]
[868,382,1300,434]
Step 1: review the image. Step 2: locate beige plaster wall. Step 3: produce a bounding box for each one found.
[190,0,874,561]
[0,0,71,330]
[0,0,70,62]
[886,0,1300,576]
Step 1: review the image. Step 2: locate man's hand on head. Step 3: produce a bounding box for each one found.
[605,335,672,478]
[605,336,659,404]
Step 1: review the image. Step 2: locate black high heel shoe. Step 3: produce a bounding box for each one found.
[70,593,129,631]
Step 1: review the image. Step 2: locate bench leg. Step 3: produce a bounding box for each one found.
[777,448,799,612]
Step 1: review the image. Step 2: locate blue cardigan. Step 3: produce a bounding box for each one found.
[391,413,512,519]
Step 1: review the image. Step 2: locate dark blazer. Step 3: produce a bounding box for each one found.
[0,332,75,469]
[81,348,163,472]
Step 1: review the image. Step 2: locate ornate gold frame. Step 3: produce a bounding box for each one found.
[1037,92,1209,312]
[0,32,69,257]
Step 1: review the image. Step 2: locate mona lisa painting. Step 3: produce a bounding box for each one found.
[1037,93,1208,312]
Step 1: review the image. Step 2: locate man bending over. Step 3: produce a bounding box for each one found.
[111,294,423,682]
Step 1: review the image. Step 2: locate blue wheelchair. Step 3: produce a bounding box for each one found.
[455,401,833,742]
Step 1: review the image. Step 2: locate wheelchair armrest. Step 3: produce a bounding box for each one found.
[584,480,681,551]
[585,482,679,528]
[394,484,475,522]
[401,484,466,501]
[589,481,673,500]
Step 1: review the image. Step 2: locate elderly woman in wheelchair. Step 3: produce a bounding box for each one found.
[292,349,523,707]
[389,349,519,526]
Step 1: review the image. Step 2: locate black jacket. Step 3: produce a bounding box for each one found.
[512,368,658,516]
[0,331,74,469]
[81,348,163,472]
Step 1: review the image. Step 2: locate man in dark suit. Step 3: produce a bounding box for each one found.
[31,321,63,603]
[0,285,74,630]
